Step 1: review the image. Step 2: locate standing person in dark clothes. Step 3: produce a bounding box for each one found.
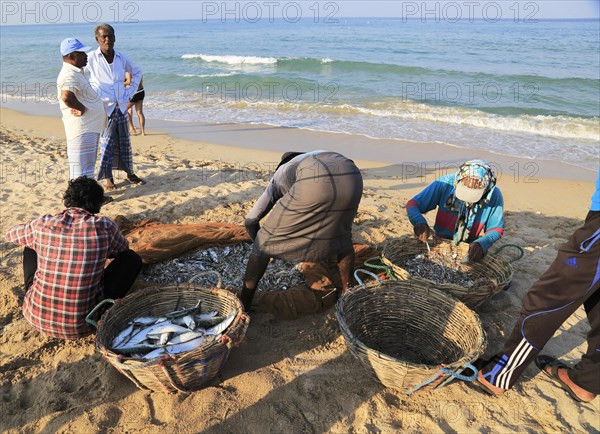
[475,171,600,402]
[4,177,142,340]
[240,151,363,311]
[127,76,146,136]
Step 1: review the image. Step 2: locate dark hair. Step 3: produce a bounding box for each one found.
[63,176,104,214]
[94,23,115,38]
[276,152,304,170]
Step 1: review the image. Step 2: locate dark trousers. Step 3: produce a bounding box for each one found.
[481,211,600,394]
[23,247,142,299]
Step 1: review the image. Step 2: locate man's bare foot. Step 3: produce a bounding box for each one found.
[104,178,116,191]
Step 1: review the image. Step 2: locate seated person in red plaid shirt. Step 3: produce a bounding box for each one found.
[5,177,142,340]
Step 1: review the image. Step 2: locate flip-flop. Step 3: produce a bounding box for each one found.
[470,369,505,396]
[127,174,146,185]
[534,355,588,403]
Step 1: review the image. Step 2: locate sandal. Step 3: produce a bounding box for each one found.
[471,370,505,396]
[535,355,593,403]
[104,178,117,191]
[126,174,146,185]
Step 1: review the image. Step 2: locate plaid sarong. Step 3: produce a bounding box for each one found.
[97,108,134,180]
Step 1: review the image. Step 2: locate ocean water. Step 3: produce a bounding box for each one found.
[1,18,599,169]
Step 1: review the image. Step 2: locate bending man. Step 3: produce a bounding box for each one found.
[240,151,363,311]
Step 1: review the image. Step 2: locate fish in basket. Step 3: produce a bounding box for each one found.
[87,272,249,393]
[365,236,523,309]
[335,270,487,395]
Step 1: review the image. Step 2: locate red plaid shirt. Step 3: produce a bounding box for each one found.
[5,208,129,339]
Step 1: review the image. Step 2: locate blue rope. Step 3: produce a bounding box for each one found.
[440,362,478,381]
[403,362,478,395]
[404,372,442,395]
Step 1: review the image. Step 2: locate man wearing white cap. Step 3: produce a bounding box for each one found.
[406,159,505,261]
[57,37,110,203]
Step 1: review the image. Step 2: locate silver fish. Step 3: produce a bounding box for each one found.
[146,323,190,339]
[111,323,135,348]
[112,342,157,355]
[158,332,171,346]
[195,311,218,321]
[166,335,205,355]
[168,330,205,345]
[173,315,196,329]
[164,300,202,319]
[205,310,236,336]
[114,320,171,350]
[131,316,167,325]
[142,347,167,359]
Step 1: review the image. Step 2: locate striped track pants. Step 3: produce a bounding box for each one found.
[481,211,600,394]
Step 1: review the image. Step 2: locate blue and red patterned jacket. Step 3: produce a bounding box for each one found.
[406,174,505,253]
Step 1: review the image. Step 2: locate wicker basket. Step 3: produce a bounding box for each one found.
[89,274,249,393]
[372,237,522,309]
[336,273,486,394]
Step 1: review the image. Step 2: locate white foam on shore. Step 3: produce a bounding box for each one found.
[181,54,278,65]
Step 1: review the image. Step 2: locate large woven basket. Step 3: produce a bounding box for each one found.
[336,274,486,394]
[90,276,249,393]
[374,237,522,309]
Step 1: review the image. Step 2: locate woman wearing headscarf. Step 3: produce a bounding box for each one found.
[406,159,504,262]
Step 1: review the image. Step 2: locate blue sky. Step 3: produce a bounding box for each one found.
[1,1,599,25]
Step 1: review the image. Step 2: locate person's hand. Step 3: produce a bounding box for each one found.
[245,223,260,241]
[468,242,485,262]
[70,108,85,116]
[413,223,433,243]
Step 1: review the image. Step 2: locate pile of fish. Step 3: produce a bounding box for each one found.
[401,252,476,286]
[110,300,237,360]
[140,243,305,290]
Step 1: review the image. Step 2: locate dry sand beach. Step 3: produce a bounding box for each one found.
[1,108,598,433]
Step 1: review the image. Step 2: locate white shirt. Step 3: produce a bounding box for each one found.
[86,48,142,116]
[56,62,107,140]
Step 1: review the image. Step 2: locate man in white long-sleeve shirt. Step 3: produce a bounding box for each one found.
[87,23,145,191]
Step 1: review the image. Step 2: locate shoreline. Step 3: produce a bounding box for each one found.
[1,100,596,182]
[0,106,595,225]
